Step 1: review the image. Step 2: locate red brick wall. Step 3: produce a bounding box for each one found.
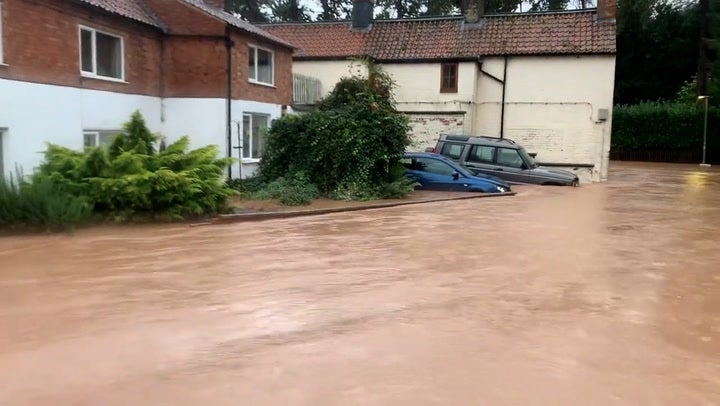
[0,0,162,96]
[143,0,225,35]
[0,0,292,104]
[162,37,227,97]
[232,32,293,105]
[597,0,617,19]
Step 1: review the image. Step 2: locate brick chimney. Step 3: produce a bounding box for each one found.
[463,0,484,24]
[597,0,616,20]
[352,0,373,30]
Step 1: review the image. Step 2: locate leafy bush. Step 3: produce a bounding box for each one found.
[226,175,267,194]
[249,172,320,206]
[612,102,720,150]
[0,171,92,230]
[37,111,236,219]
[258,60,412,199]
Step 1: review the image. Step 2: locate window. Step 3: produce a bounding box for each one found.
[79,26,124,80]
[496,148,524,168]
[83,130,119,148]
[440,143,465,160]
[242,113,269,160]
[415,157,456,176]
[248,45,274,86]
[440,63,458,93]
[0,2,4,64]
[468,145,496,164]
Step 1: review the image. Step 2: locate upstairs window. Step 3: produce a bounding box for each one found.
[80,26,124,81]
[440,63,458,93]
[248,45,274,86]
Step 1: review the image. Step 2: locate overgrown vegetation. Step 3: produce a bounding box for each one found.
[1,111,236,231]
[0,171,92,231]
[612,102,720,154]
[242,60,414,205]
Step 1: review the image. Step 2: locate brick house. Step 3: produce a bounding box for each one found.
[0,0,294,179]
[263,1,617,183]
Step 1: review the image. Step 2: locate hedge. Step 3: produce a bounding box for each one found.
[612,102,720,150]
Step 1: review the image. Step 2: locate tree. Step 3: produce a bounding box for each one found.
[267,0,313,21]
[226,0,269,23]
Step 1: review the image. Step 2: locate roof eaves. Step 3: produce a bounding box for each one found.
[179,0,296,49]
[74,0,166,30]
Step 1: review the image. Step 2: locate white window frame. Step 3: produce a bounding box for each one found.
[78,25,125,82]
[0,1,5,65]
[242,113,270,162]
[83,130,119,148]
[248,44,275,87]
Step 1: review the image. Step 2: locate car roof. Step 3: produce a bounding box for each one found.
[404,152,454,162]
[438,134,520,149]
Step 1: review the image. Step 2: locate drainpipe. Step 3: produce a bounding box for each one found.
[225,25,234,179]
[500,55,508,139]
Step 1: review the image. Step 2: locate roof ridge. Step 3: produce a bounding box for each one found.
[259,9,599,26]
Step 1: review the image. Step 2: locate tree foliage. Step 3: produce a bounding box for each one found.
[257,61,413,200]
[37,111,237,219]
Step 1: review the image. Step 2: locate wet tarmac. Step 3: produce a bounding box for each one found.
[1,162,719,405]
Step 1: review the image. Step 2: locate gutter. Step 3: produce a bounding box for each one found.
[500,55,508,139]
[479,57,508,139]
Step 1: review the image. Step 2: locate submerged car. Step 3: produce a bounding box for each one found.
[402,152,511,193]
[432,134,580,186]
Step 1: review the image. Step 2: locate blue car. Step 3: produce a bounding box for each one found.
[402,152,511,193]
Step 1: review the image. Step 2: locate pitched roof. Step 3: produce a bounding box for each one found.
[179,0,294,48]
[77,0,293,48]
[261,10,616,60]
[77,0,165,28]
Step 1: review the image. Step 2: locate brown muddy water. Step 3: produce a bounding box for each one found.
[1,162,719,405]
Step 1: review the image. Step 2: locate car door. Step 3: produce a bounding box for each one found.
[464,145,498,177]
[414,157,470,191]
[494,147,528,183]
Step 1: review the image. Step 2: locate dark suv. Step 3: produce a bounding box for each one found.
[431,134,580,186]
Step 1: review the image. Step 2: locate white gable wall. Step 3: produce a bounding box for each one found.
[481,55,616,181]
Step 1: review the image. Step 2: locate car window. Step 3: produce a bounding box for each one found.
[400,157,413,169]
[415,157,456,176]
[497,148,524,168]
[467,145,495,164]
[439,143,465,160]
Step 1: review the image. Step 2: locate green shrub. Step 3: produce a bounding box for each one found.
[258,61,412,199]
[612,102,720,150]
[226,174,267,194]
[249,172,320,206]
[0,171,92,230]
[37,111,237,219]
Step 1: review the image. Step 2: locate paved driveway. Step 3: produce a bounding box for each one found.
[1,162,719,405]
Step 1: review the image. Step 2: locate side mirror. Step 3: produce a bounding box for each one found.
[452,172,460,180]
[520,163,528,170]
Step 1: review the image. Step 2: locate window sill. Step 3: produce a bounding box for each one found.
[248,79,276,88]
[81,73,128,84]
[0,62,8,67]
[241,158,261,164]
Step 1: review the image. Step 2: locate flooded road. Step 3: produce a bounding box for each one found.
[1,162,719,405]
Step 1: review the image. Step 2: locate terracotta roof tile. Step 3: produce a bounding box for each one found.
[77,0,165,28]
[180,0,294,48]
[262,10,615,60]
[77,0,293,48]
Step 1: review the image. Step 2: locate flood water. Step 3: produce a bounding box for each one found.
[1,162,719,405]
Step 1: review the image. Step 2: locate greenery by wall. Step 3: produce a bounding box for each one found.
[611,102,720,162]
